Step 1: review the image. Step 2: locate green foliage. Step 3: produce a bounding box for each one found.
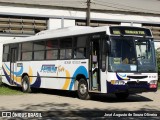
[0,84,23,95]
[156,50,160,72]
[156,50,160,82]
[0,76,2,86]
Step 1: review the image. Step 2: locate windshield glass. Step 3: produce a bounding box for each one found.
[135,38,156,72]
[109,36,156,72]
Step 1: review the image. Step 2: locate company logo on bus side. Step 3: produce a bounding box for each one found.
[40,64,57,73]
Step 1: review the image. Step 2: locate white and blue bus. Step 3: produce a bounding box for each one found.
[1,26,158,99]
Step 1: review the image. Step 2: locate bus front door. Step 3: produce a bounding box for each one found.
[10,48,17,85]
[90,38,101,91]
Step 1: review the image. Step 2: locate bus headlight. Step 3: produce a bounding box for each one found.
[149,80,157,88]
[111,80,125,85]
[149,80,157,84]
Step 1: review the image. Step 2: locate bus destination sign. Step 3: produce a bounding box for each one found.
[110,26,152,36]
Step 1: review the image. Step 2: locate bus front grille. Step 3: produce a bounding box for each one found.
[127,81,148,88]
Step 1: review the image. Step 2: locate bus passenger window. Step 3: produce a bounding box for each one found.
[3,54,9,62]
[22,52,32,61]
[60,49,72,59]
[73,36,87,59]
[59,38,72,59]
[75,36,87,47]
[66,49,72,59]
[22,42,33,51]
[74,48,86,59]
[46,40,59,49]
[60,49,65,59]
[3,45,10,62]
[34,51,45,60]
[46,50,58,60]
[4,45,9,53]
[34,41,45,50]
[60,38,72,48]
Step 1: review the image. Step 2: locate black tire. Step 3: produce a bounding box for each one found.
[115,92,129,99]
[77,78,90,100]
[22,75,31,93]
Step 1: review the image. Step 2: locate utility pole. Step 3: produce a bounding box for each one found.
[86,0,91,26]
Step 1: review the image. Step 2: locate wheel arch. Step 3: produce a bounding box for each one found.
[74,74,88,90]
[22,73,29,79]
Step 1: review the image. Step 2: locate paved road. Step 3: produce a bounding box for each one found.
[0,88,160,119]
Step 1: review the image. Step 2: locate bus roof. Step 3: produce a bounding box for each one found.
[3,26,152,44]
[3,26,109,44]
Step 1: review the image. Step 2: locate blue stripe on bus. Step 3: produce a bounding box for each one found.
[69,66,88,90]
[4,63,23,76]
[2,66,21,86]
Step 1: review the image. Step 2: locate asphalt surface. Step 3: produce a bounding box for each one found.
[0,87,160,119]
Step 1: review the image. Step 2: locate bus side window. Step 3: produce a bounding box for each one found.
[46,39,59,60]
[21,42,33,61]
[3,45,10,62]
[22,42,33,51]
[46,39,59,49]
[73,36,87,59]
[22,52,32,61]
[18,44,21,61]
[59,38,72,59]
[33,41,45,60]
[60,49,65,59]
[74,48,86,59]
[46,50,58,60]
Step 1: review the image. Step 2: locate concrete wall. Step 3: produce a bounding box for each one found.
[48,19,75,29]
[0,42,3,74]
[0,5,160,49]
[0,5,160,25]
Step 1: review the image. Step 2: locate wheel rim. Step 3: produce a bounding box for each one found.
[79,83,87,95]
[23,81,28,91]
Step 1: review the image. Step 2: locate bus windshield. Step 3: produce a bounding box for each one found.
[108,36,156,72]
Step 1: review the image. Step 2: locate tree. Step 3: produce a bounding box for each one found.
[156,49,160,82]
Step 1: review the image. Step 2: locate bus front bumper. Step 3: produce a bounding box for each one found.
[107,81,158,94]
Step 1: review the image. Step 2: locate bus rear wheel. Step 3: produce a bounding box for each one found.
[115,92,129,99]
[22,75,31,93]
[77,78,90,100]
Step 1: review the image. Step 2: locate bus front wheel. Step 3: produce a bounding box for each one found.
[77,78,90,100]
[22,75,31,93]
[115,92,129,99]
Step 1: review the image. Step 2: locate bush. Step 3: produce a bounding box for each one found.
[156,50,160,82]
